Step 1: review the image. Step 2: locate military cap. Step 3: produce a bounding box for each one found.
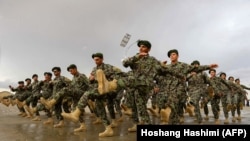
[167,49,179,57]
[137,40,151,49]
[52,67,61,72]
[32,74,38,78]
[18,81,24,84]
[228,76,234,80]
[235,78,240,82]
[67,64,77,71]
[191,60,200,65]
[209,68,216,74]
[44,72,52,76]
[92,53,103,59]
[25,78,31,81]
[220,72,226,77]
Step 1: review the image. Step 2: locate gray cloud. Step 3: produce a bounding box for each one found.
[1,0,250,87]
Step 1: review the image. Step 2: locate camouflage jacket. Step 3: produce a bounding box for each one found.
[187,71,210,91]
[227,80,245,95]
[122,54,161,88]
[166,62,211,91]
[70,72,89,92]
[31,80,42,95]
[209,76,232,96]
[91,63,123,82]
[52,76,71,94]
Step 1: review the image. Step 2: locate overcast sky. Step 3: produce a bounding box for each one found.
[1,0,250,91]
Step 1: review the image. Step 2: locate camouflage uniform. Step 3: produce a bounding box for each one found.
[51,76,71,121]
[77,63,122,126]
[10,85,29,113]
[163,62,212,124]
[239,84,250,106]
[36,80,53,118]
[154,73,172,110]
[122,53,161,124]
[187,71,210,123]
[227,80,246,120]
[26,80,42,116]
[209,76,232,120]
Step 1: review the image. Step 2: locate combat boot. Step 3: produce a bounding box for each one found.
[32,116,41,121]
[224,118,229,124]
[10,98,16,106]
[237,115,241,121]
[117,116,124,122]
[185,103,195,117]
[110,119,118,128]
[232,116,236,122]
[2,99,10,107]
[204,115,209,121]
[61,107,81,123]
[24,105,34,118]
[21,112,28,117]
[128,124,137,132]
[239,102,243,110]
[214,119,220,124]
[226,104,232,112]
[92,117,102,124]
[54,120,64,128]
[99,125,114,137]
[43,118,54,125]
[74,123,86,132]
[121,104,132,116]
[147,107,159,117]
[16,99,24,108]
[160,108,171,125]
[96,69,117,94]
[40,98,56,110]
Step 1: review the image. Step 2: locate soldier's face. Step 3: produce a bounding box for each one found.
[69,68,77,75]
[139,45,150,53]
[93,57,103,66]
[53,70,60,76]
[229,77,234,81]
[170,53,178,62]
[44,74,51,80]
[220,74,226,79]
[210,71,216,77]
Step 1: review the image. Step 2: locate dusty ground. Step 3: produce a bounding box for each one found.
[0,103,249,141]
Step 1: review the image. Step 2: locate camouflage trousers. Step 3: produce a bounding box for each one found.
[26,93,41,108]
[221,95,229,118]
[150,93,157,108]
[130,86,151,124]
[122,88,134,108]
[156,91,168,109]
[231,93,242,116]
[166,90,179,125]
[177,90,188,118]
[77,87,111,126]
[113,89,123,117]
[36,103,53,118]
[210,95,221,119]
[53,87,84,106]
[189,88,204,122]
[106,92,118,119]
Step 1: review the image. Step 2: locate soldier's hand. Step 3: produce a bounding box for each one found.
[138,52,148,57]
[89,73,95,81]
[154,87,159,93]
[209,64,218,68]
[162,60,167,64]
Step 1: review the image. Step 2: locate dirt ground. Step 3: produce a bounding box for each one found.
[0,103,249,141]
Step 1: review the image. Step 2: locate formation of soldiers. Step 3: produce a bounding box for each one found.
[1,40,249,137]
